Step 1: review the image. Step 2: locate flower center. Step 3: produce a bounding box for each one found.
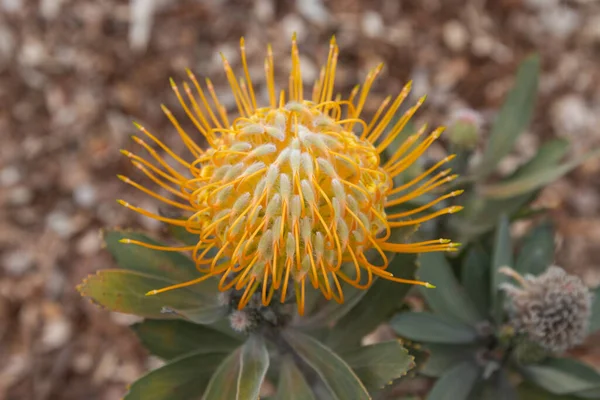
[188,101,390,290]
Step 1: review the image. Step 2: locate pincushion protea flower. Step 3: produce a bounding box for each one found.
[117,36,462,315]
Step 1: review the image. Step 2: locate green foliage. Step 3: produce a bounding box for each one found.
[514,219,555,276]
[461,245,491,317]
[341,341,415,391]
[78,269,224,322]
[418,252,484,325]
[390,215,600,399]
[79,229,418,399]
[131,319,240,360]
[273,356,316,400]
[490,215,512,324]
[427,361,480,400]
[520,358,600,396]
[477,54,540,179]
[124,350,229,400]
[203,335,270,400]
[282,330,371,399]
[590,287,600,334]
[391,312,479,344]
[326,253,418,350]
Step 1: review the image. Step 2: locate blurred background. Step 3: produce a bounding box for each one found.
[1,0,600,399]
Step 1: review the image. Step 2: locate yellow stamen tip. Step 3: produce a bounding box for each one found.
[424,283,436,289]
[119,238,132,244]
[132,122,143,130]
[145,290,158,296]
[240,37,245,47]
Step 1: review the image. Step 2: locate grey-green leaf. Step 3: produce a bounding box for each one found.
[461,245,491,318]
[418,252,484,326]
[342,341,415,391]
[104,230,198,282]
[476,54,540,179]
[326,253,418,350]
[521,357,600,395]
[451,192,532,241]
[484,369,518,400]
[510,139,569,180]
[78,269,225,321]
[421,344,479,377]
[131,319,240,360]
[282,330,370,400]
[124,350,228,400]
[515,219,555,276]
[481,148,600,199]
[517,382,581,399]
[427,361,480,400]
[589,286,600,334]
[390,312,478,344]
[491,215,512,324]
[203,335,270,400]
[274,356,316,400]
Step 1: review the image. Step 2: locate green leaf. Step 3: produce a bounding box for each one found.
[521,358,600,395]
[78,269,226,322]
[575,387,600,399]
[483,369,518,400]
[124,349,228,400]
[477,54,540,179]
[515,219,555,276]
[298,278,367,329]
[421,344,479,377]
[510,139,569,180]
[167,225,200,247]
[104,230,199,282]
[326,253,418,350]
[282,330,370,400]
[342,341,415,391]
[481,148,600,199]
[418,252,484,326]
[390,312,478,344]
[203,335,270,400]
[451,193,532,240]
[491,215,512,324]
[589,286,600,334]
[274,356,316,400]
[461,245,491,318]
[131,319,240,360]
[427,361,480,400]
[517,382,581,400]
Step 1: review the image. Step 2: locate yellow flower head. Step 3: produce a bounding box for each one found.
[118,36,462,315]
